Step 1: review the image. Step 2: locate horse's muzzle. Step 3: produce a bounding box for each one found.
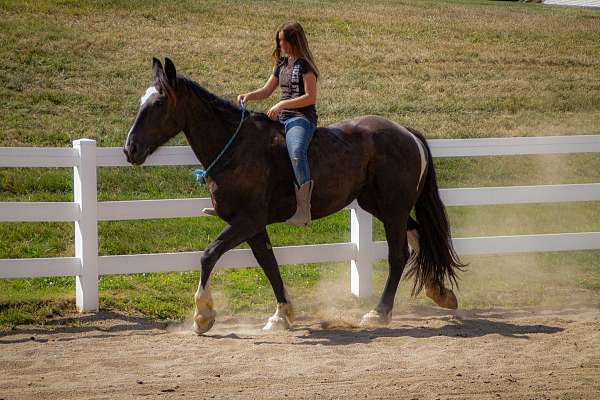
[123,144,149,165]
[123,143,142,165]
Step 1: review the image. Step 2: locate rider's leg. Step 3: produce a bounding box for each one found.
[284,117,316,226]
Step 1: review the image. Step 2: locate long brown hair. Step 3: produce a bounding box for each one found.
[271,22,319,78]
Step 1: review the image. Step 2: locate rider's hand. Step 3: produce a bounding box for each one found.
[237,94,248,105]
[267,103,282,121]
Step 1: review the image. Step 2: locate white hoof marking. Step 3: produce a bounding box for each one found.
[263,303,294,331]
[360,309,392,327]
[194,284,216,334]
[262,315,290,331]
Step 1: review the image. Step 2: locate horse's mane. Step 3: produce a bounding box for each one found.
[178,75,242,115]
[180,75,288,131]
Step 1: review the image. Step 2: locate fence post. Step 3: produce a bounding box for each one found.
[350,204,373,297]
[73,139,99,312]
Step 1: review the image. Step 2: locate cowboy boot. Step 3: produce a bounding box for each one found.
[286,180,314,226]
[202,207,217,216]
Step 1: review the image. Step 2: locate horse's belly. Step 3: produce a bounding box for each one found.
[309,146,371,219]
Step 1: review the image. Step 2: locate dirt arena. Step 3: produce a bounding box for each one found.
[1,307,598,400]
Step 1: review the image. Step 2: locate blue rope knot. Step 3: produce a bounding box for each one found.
[193,168,207,183]
[193,100,246,185]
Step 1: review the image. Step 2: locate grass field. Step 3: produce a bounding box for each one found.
[1,0,599,327]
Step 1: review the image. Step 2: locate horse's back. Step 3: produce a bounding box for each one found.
[257,114,424,221]
[306,115,420,217]
[313,115,422,169]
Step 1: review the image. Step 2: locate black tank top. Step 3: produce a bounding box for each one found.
[273,57,318,125]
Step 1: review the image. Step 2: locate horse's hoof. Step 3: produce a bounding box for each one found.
[193,309,216,335]
[193,318,215,335]
[262,315,290,331]
[426,285,458,310]
[360,309,391,327]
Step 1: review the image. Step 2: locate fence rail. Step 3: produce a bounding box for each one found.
[1,135,599,311]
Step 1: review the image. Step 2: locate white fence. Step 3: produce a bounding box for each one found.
[544,0,600,8]
[1,135,600,312]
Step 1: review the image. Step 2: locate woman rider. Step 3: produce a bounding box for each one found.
[204,21,319,226]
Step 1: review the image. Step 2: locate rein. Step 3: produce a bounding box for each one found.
[193,101,246,184]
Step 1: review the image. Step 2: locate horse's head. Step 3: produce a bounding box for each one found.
[124,57,182,165]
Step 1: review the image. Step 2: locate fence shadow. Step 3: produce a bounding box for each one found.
[287,318,564,347]
[1,308,572,346]
[251,308,567,346]
[0,311,168,344]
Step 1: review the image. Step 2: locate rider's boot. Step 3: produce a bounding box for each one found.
[286,180,313,227]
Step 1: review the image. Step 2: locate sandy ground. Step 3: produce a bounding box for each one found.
[0,307,599,400]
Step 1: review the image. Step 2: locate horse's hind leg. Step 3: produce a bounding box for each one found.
[405,216,458,309]
[361,217,410,326]
[407,216,419,256]
[247,229,295,331]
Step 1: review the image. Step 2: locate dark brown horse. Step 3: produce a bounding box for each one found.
[124,58,464,334]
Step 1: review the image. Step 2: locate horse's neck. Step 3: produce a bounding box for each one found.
[181,88,242,168]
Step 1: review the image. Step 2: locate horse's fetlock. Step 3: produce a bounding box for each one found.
[278,302,295,323]
[360,308,392,327]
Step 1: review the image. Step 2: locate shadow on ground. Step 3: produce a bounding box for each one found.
[0,307,572,346]
[0,311,168,344]
[288,317,564,346]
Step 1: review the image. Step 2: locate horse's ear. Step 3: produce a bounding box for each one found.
[164,57,177,87]
[152,57,165,81]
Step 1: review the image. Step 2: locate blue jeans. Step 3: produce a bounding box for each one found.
[280,116,316,187]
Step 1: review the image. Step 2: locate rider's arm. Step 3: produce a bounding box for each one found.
[241,75,279,102]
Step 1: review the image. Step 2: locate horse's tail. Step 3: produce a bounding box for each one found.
[405,127,466,295]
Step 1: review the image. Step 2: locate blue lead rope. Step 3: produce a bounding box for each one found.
[193,101,246,184]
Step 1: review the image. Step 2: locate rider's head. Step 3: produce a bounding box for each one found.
[272,21,319,78]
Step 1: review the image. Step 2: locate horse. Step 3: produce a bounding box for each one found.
[123,57,465,334]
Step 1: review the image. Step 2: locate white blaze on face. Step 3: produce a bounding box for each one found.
[125,86,159,148]
[140,86,159,106]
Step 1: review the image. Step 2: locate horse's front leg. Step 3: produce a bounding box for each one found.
[247,229,295,331]
[193,218,261,335]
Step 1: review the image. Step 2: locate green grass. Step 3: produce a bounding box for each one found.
[1,0,600,328]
